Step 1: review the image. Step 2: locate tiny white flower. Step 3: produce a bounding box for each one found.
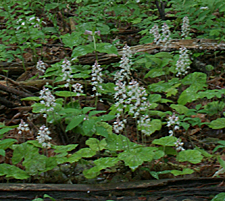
[91,61,103,97]
[36,125,52,148]
[200,6,208,10]
[181,16,190,38]
[169,130,173,136]
[176,47,191,76]
[17,120,30,135]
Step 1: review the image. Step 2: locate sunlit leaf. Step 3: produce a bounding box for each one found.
[86,138,107,151]
[171,168,194,176]
[177,150,203,164]
[170,104,189,114]
[209,118,225,129]
[152,136,178,147]
[96,43,118,54]
[118,147,162,171]
[211,193,225,201]
[66,114,85,132]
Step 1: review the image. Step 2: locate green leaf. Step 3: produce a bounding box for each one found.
[210,29,221,37]
[54,91,84,97]
[86,138,107,151]
[145,68,165,78]
[45,157,58,172]
[0,149,5,156]
[0,163,29,179]
[0,127,13,135]
[180,122,190,131]
[198,89,224,99]
[152,136,178,147]
[98,82,115,94]
[176,150,203,164]
[138,119,162,136]
[88,110,105,117]
[66,148,96,163]
[212,193,225,201]
[209,118,225,129]
[148,81,165,92]
[72,44,94,57]
[194,146,213,158]
[61,32,83,49]
[170,104,189,114]
[218,157,225,170]
[43,194,56,201]
[94,157,119,168]
[21,97,41,101]
[118,147,162,171]
[148,78,180,93]
[96,114,115,122]
[82,107,95,114]
[12,143,39,165]
[178,86,200,105]
[132,17,142,24]
[83,166,100,179]
[149,170,172,180]
[66,114,85,132]
[82,118,97,136]
[181,72,207,89]
[53,144,78,153]
[148,94,161,103]
[106,133,140,151]
[0,139,17,150]
[165,86,179,97]
[171,168,194,176]
[32,198,44,201]
[96,43,118,55]
[32,103,46,114]
[96,122,113,138]
[23,154,47,175]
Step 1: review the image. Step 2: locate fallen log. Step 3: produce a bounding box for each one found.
[0,177,225,201]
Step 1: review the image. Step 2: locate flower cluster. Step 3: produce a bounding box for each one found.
[113,79,151,134]
[39,86,56,118]
[113,116,127,134]
[61,58,73,88]
[137,114,151,136]
[114,80,127,112]
[114,44,132,82]
[72,83,83,96]
[17,119,30,135]
[161,23,171,43]
[150,23,171,46]
[36,60,46,74]
[16,16,44,30]
[149,24,161,45]
[91,61,103,97]
[167,113,180,136]
[174,138,185,151]
[36,125,52,148]
[126,80,151,118]
[181,16,190,38]
[113,45,152,135]
[175,47,191,76]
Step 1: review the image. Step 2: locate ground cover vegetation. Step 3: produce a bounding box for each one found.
[0,0,225,200]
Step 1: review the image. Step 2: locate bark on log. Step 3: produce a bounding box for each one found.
[0,177,225,201]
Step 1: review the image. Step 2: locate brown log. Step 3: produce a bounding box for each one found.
[0,177,225,200]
